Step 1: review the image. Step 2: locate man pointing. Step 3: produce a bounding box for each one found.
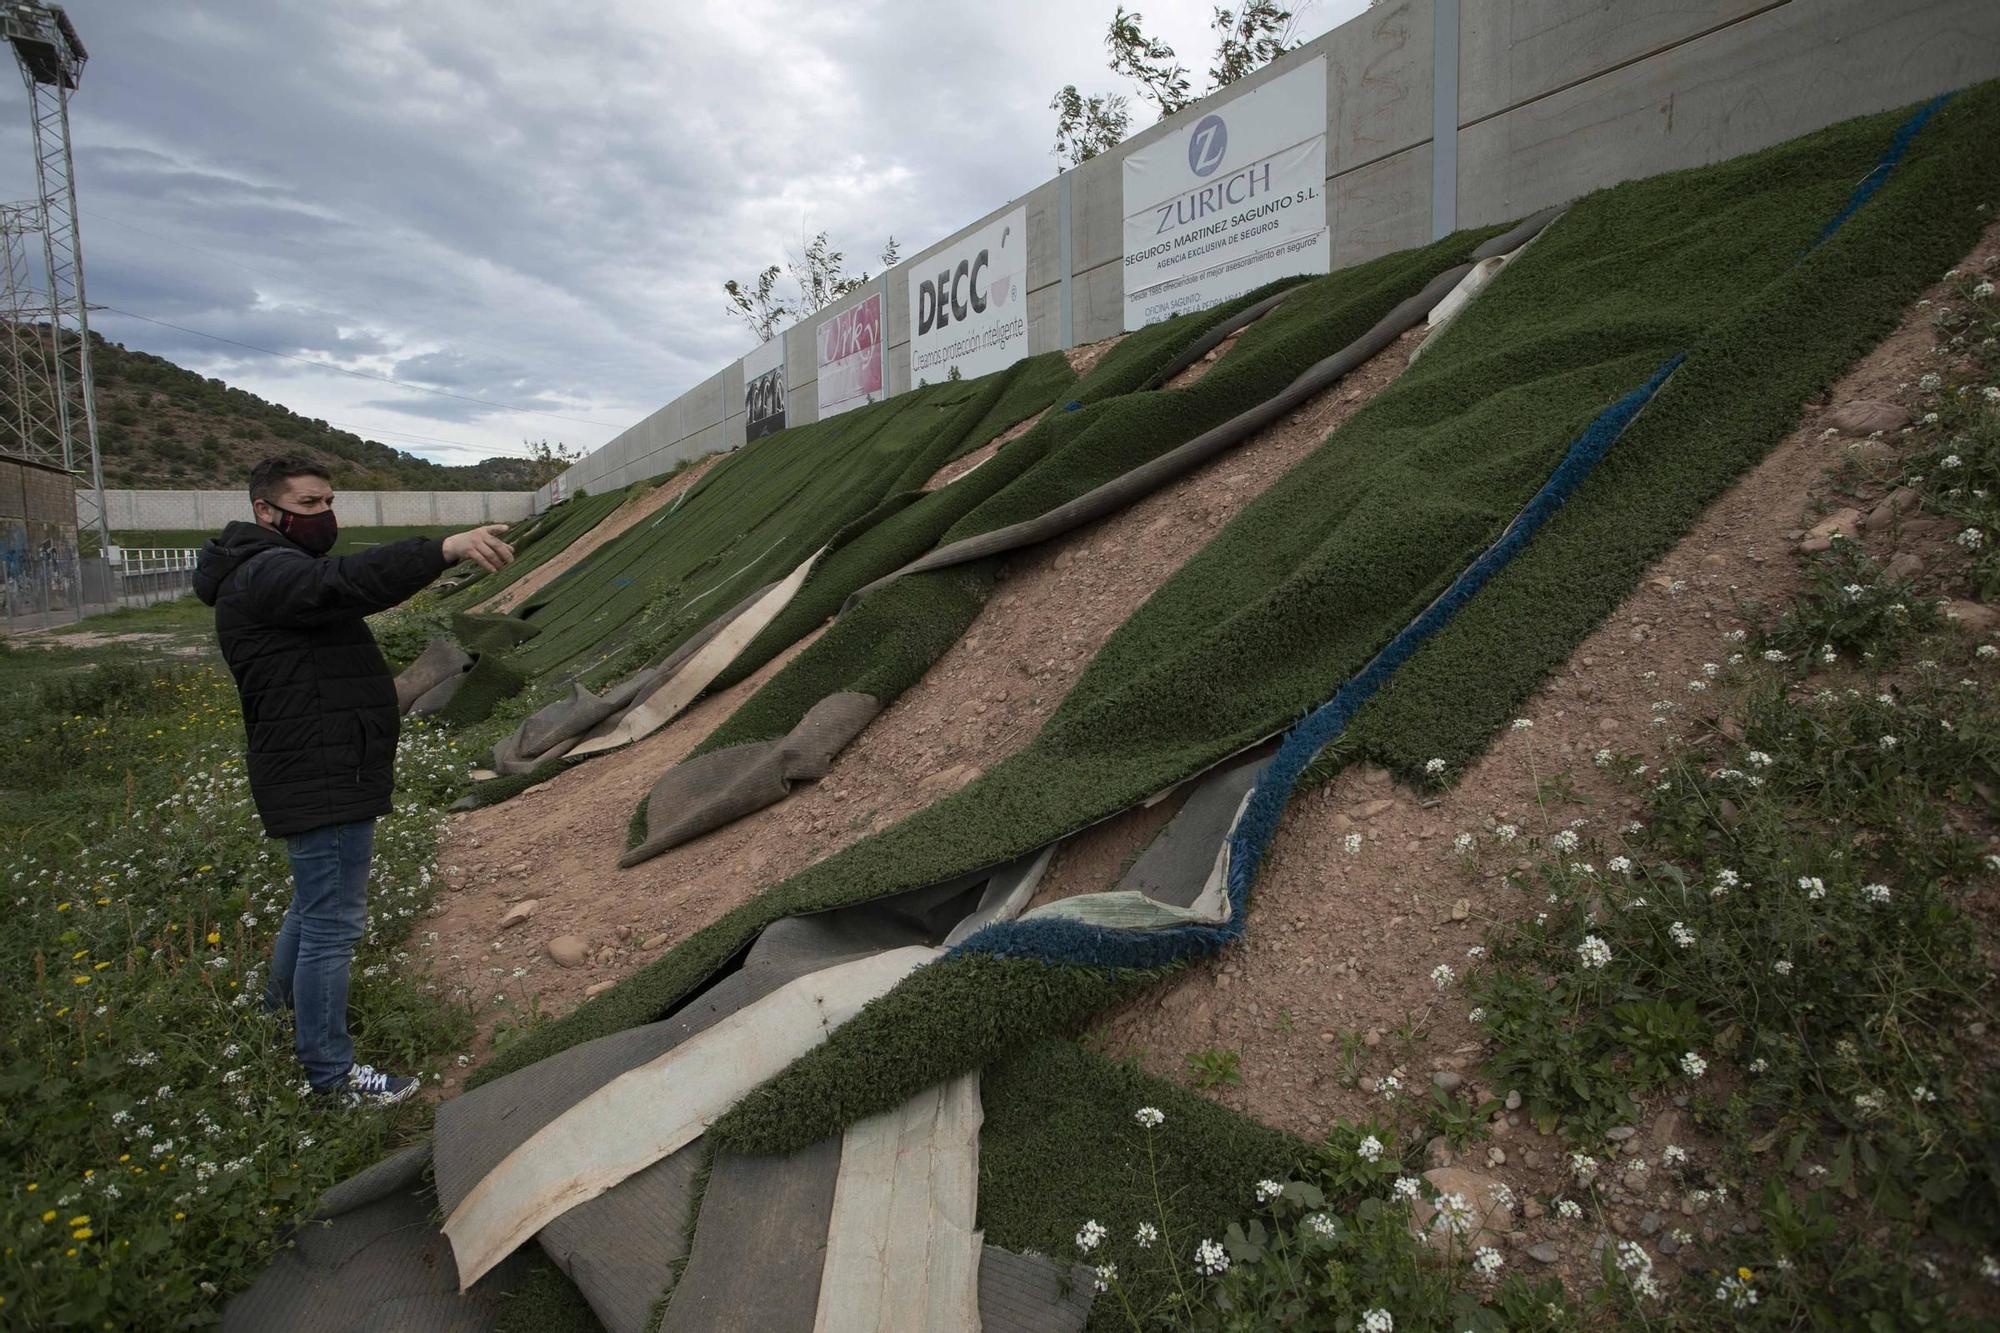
[194,456,513,1105]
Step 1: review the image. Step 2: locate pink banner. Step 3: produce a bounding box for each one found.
[815,292,883,417]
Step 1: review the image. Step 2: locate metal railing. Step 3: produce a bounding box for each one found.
[109,546,197,608]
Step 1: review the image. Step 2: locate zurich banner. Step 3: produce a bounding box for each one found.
[1121,57,1329,330]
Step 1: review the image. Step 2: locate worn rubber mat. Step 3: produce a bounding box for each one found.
[621,691,882,867]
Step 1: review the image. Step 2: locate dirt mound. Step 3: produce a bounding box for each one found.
[477,455,721,614]
[423,326,1422,1081]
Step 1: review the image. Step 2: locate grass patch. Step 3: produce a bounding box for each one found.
[0,632,476,1326]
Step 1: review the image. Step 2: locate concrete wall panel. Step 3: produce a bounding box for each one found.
[1326,0,1435,172]
[1458,0,1781,124]
[1332,142,1434,268]
[1072,260,1124,349]
[1456,0,2000,229]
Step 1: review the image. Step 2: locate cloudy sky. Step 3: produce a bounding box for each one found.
[0,0,1364,467]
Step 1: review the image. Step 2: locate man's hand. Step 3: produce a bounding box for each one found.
[442,524,515,573]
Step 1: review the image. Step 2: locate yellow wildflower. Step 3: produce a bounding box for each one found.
[68,1215,88,1226]
[205,931,220,945]
[41,1210,54,1223]
[71,1226,92,1241]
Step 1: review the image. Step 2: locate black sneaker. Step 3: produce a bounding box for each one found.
[334,1063,420,1107]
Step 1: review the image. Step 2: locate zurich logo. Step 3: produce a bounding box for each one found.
[1187,114,1227,177]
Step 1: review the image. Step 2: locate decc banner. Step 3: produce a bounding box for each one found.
[816,291,883,418]
[744,336,786,441]
[1122,57,1328,329]
[908,206,1029,384]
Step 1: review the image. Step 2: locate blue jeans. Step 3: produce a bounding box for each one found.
[265,818,375,1090]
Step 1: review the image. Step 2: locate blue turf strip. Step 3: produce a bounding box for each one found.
[951,86,1953,973]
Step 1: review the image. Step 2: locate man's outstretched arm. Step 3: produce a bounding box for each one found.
[241,525,514,628]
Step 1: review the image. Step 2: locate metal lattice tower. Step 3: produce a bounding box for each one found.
[0,199,61,465]
[0,1,106,549]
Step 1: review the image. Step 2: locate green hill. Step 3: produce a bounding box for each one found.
[66,331,545,491]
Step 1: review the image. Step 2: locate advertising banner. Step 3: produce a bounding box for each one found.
[744,336,787,441]
[815,291,883,418]
[908,205,1030,384]
[1122,57,1328,330]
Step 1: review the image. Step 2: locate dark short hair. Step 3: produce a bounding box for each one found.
[248,456,333,506]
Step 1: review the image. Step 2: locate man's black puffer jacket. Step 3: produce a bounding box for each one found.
[194,521,447,837]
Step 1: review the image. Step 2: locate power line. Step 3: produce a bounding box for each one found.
[96,302,612,427]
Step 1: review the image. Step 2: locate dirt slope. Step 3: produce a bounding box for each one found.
[1080,221,2000,1294]
[422,326,1422,1078]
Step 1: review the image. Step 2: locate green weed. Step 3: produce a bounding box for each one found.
[1185,1048,1243,1090]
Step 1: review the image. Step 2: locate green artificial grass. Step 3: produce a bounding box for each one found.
[472,90,2000,1117]
[493,1252,606,1333]
[452,610,543,653]
[485,355,1081,692]
[693,236,1494,758]
[977,1039,1305,1331]
[435,488,633,614]
[435,651,529,725]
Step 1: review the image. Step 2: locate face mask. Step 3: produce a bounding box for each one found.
[268,502,338,556]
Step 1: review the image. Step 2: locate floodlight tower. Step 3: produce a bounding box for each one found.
[0,0,107,551]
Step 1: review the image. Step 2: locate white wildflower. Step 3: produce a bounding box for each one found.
[1356,1135,1383,1162]
[1576,935,1612,970]
[1134,1106,1165,1129]
[1193,1238,1229,1277]
[1681,1051,1708,1078]
[1075,1220,1106,1253]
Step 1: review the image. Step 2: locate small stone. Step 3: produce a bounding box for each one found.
[1883,552,1925,581]
[547,935,588,967]
[508,862,530,875]
[1363,1029,1382,1048]
[1427,1135,1456,1169]
[1528,1242,1561,1265]
[1799,508,1862,552]
[640,932,671,950]
[1860,486,1921,533]
[1605,1126,1637,1142]
[1450,897,1470,921]
[1433,1070,1463,1093]
[615,924,633,941]
[1941,599,2000,634]
[584,979,616,997]
[1351,798,1394,822]
[1639,1212,1663,1236]
[1522,1198,1544,1220]
[1486,1146,1507,1167]
[499,899,539,930]
[1505,1089,1522,1111]
[1826,399,1909,434]
[1659,1233,1681,1256]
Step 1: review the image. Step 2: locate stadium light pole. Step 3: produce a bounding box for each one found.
[1,0,108,553]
